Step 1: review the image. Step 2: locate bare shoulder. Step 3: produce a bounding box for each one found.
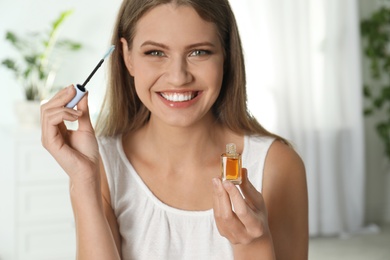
[262,139,307,206]
[262,139,308,259]
[264,139,306,182]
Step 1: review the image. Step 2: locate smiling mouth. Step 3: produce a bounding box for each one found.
[160,91,199,102]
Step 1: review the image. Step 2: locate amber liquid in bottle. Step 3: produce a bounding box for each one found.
[221,143,242,185]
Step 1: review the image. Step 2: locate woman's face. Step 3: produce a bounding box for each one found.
[121,3,224,128]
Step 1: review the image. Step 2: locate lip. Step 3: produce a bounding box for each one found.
[157,90,203,108]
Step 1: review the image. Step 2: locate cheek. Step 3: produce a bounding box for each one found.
[133,76,151,103]
[132,63,158,92]
[206,63,224,93]
[132,59,162,83]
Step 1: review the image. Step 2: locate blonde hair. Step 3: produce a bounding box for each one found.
[95,0,286,143]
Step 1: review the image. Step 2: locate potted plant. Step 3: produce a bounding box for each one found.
[1,9,82,126]
[361,6,390,161]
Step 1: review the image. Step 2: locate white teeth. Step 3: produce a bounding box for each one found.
[160,92,196,102]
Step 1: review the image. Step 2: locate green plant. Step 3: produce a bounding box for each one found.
[361,6,390,160]
[1,10,82,101]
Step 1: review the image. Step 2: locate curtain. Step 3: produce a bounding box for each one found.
[229,0,366,236]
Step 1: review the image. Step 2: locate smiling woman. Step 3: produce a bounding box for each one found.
[119,4,224,126]
[40,0,308,259]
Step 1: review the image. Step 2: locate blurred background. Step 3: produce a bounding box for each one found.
[0,0,389,259]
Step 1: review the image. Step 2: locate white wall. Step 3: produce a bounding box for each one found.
[0,0,122,125]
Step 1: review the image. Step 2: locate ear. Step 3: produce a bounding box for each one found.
[120,37,134,76]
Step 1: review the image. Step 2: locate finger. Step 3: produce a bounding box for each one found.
[222,180,247,215]
[42,85,76,109]
[58,120,69,142]
[75,92,94,132]
[41,105,81,129]
[41,108,83,173]
[224,179,268,240]
[40,86,81,133]
[212,178,234,220]
[239,168,264,210]
[44,112,78,145]
[42,107,81,135]
[223,180,258,227]
[212,178,246,240]
[41,107,80,150]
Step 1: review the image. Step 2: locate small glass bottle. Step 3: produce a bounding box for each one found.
[221,143,242,185]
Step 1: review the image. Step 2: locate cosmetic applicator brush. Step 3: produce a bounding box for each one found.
[66,45,115,108]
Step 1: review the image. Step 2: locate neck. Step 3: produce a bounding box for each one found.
[122,113,243,178]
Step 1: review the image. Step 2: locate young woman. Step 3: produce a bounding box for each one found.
[41,0,308,259]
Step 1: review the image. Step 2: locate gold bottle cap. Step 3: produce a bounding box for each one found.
[226,143,237,155]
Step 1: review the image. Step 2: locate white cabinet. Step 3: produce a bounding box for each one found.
[0,126,76,260]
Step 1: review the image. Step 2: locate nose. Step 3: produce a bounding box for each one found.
[165,56,193,86]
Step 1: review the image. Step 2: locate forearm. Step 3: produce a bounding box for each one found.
[70,179,120,260]
[233,233,276,260]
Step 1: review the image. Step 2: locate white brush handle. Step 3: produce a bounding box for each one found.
[66,84,87,108]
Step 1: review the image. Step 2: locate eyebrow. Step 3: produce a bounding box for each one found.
[140,40,216,49]
[141,41,168,49]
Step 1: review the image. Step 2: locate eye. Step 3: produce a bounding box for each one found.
[145,50,165,57]
[190,50,211,57]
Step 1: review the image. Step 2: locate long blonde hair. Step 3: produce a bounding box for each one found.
[95,0,286,143]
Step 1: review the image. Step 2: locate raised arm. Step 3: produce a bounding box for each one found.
[40,85,121,259]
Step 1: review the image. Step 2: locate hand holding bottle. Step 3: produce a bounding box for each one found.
[212,169,273,253]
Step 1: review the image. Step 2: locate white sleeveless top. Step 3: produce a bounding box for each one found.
[98,135,275,260]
